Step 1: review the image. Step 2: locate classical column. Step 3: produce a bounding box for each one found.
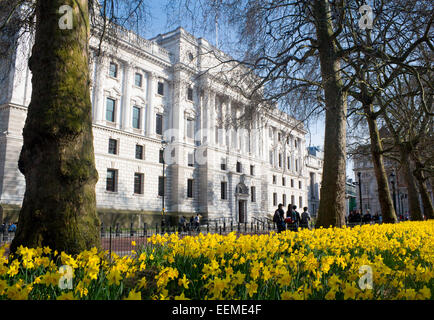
[122,62,133,131]
[145,72,155,137]
[93,54,108,125]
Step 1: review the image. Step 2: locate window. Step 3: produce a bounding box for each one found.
[291,195,295,206]
[135,73,142,87]
[156,114,163,135]
[158,176,165,196]
[282,177,286,186]
[283,194,287,207]
[188,152,194,167]
[106,98,115,122]
[279,153,282,168]
[269,151,273,165]
[250,165,255,176]
[299,196,303,208]
[236,162,242,173]
[159,149,164,164]
[132,106,141,129]
[295,159,299,172]
[108,139,117,155]
[278,132,281,142]
[273,193,277,206]
[287,156,291,170]
[186,118,194,139]
[221,158,227,171]
[221,182,227,200]
[251,186,256,202]
[291,179,294,188]
[299,181,302,189]
[157,81,164,95]
[273,175,276,184]
[187,87,193,101]
[135,145,144,160]
[106,169,117,192]
[134,173,144,194]
[109,62,118,78]
[187,179,193,198]
[294,139,298,149]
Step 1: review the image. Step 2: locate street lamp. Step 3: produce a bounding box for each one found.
[389,172,397,214]
[161,139,168,230]
[357,172,363,216]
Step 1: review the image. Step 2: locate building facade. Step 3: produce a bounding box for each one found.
[0,25,322,224]
[353,155,433,218]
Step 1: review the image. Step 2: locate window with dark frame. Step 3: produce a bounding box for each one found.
[159,149,164,164]
[283,194,287,207]
[221,182,227,200]
[186,118,194,139]
[108,139,117,155]
[135,145,144,160]
[156,113,163,135]
[188,152,194,167]
[282,177,286,186]
[106,169,117,192]
[132,106,141,129]
[221,158,227,171]
[134,173,144,194]
[109,62,118,78]
[273,193,277,206]
[250,165,254,176]
[187,87,193,101]
[299,181,302,189]
[135,73,142,87]
[106,98,115,122]
[279,153,282,168]
[157,81,164,95]
[236,161,242,173]
[187,179,193,198]
[251,186,256,202]
[273,175,276,184]
[158,176,165,196]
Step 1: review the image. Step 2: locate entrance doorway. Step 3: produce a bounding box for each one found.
[238,200,246,223]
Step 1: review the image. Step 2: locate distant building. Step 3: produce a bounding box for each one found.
[346,179,357,215]
[353,154,433,218]
[305,146,323,216]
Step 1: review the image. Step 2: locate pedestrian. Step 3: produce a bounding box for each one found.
[300,207,311,229]
[8,222,17,233]
[362,209,372,223]
[291,205,301,232]
[189,216,194,230]
[273,204,285,233]
[178,216,185,232]
[194,214,200,231]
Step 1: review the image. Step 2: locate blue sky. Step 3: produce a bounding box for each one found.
[143,0,354,179]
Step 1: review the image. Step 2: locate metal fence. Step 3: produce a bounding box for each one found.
[1,219,386,257]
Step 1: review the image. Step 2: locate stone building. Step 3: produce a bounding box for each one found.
[353,155,433,218]
[0,24,321,225]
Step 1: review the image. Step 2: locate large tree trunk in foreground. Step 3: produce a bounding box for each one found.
[399,146,423,221]
[413,158,434,219]
[11,0,100,254]
[364,106,397,223]
[313,0,347,228]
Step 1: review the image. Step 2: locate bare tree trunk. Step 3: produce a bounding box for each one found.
[364,105,397,223]
[313,0,347,228]
[11,0,101,254]
[413,158,434,219]
[399,145,423,221]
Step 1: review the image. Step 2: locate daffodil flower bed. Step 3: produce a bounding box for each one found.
[1,220,433,300]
